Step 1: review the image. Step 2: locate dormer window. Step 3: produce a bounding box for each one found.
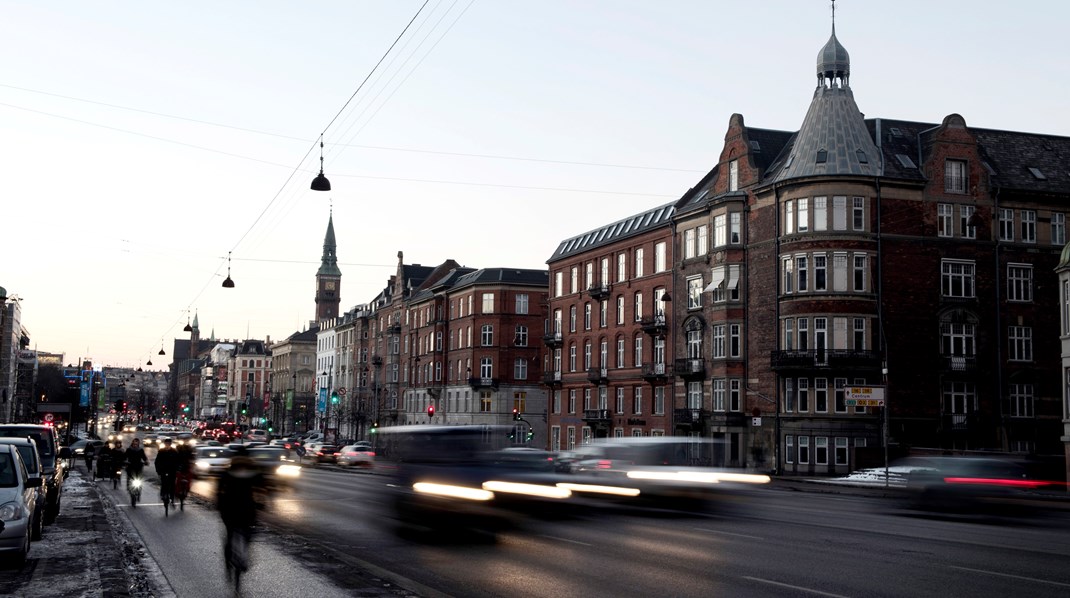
[945,159,967,194]
[816,149,828,164]
[856,149,868,164]
[729,159,739,191]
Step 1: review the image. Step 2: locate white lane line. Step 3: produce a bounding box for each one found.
[694,527,764,540]
[947,565,1070,588]
[539,534,592,546]
[742,576,851,598]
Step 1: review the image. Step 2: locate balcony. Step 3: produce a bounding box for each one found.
[641,363,670,383]
[587,367,609,385]
[942,355,977,373]
[673,358,705,378]
[770,350,882,371]
[468,377,499,389]
[371,355,383,366]
[386,321,401,334]
[543,331,564,347]
[587,283,612,300]
[674,408,710,427]
[640,314,668,336]
[583,409,612,423]
[542,371,563,386]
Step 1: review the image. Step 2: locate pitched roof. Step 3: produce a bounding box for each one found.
[548,201,675,263]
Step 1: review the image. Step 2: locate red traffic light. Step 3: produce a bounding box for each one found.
[427,405,435,417]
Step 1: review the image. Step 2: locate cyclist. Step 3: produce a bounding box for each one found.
[123,438,149,490]
[217,447,264,584]
[174,439,195,507]
[154,437,180,508]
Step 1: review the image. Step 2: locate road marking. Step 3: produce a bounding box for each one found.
[539,534,592,546]
[743,577,850,597]
[695,527,764,540]
[947,565,1070,588]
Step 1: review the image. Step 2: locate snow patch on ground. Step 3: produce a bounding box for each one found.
[811,465,925,488]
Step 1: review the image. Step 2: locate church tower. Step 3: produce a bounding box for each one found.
[315,210,341,321]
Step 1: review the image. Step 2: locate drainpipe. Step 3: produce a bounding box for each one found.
[992,185,1005,451]
[772,181,783,475]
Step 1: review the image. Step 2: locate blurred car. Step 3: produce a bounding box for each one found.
[142,434,158,447]
[0,438,45,541]
[311,444,340,464]
[246,429,269,443]
[175,432,196,447]
[0,442,43,566]
[901,456,1053,515]
[69,438,105,459]
[337,445,375,468]
[192,446,234,477]
[122,424,137,433]
[490,447,556,472]
[246,446,301,487]
[552,450,583,473]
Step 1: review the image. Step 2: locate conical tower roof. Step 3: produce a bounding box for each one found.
[317,211,342,277]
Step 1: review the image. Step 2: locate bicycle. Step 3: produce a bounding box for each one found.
[174,471,191,511]
[224,524,251,591]
[159,473,175,516]
[128,473,143,507]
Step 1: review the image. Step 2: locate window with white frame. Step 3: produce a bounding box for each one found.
[960,205,977,239]
[555,271,563,297]
[784,378,795,412]
[516,294,529,314]
[1008,264,1033,302]
[712,324,726,358]
[571,267,578,294]
[796,255,808,292]
[515,325,527,346]
[710,264,741,302]
[585,263,594,290]
[833,253,848,292]
[584,388,591,410]
[698,225,709,254]
[785,201,795,235]
[598,387,608,410]
[687,276,703,309]
[782,257,794,294]
[835,437,848,466]
[714,214,727,247]
[551,425,561,450]
[482,292,494,313]
[783,318,795,351]
[798,318,809,350]
[833,197,847,230]
[945,159,967,193]
[798,436,810,464]
[853,318,866,349]
[616,337,625,368]
[584,303,592,330]
[815,437,829,465]
[686,328,702,359]
[1052,213,1066,246]
[713,379,726,411]
[938,203,953,237]
[480,357,493,378]
[635,248,644,278]
[943,381,975,415]
[633,387,642,415]
[600,258,609,286]
[730,213,741,244]
[684,228,696,259]
[1009,384,1034,417]
[1009,326,1033,361]
[729,159,739,191]
[729,379,741,411]
[654,242,667,272]
[785,435,795,464]
[653,386,664,415]
[687,381,703,409]
[566,389,576,414]
[1021,210,1037,243]
[834,378,847,412]
[616,295,625,324]
[941,321,976,358]
[567,426,576,450]
[853,254,867,292]
[815,378,828,413]
[599,339,608,368]
[634,335,643,367]
[798,378,810,411]
[798,198,809,232]
[941,260,976,298]
[617,253,627,282]
[481,324,494,346]
[514,358,527,380]
[814,254,827,291]
[853,197,865,230]
[616,387,625,414]
[729,324,741,358]
[999,208,1014,241]
[814,197,827,231]
[600,300,608,328]
[634,292,643,322]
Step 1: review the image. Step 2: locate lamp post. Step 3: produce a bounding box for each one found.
[289,372,296,437]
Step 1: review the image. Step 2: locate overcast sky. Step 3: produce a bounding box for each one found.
[4,1,1069,369]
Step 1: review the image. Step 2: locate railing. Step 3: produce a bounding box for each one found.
[673,358,705,377]
[543,331,564,346]
[770,350,882,370]
[542,371,562,385]
[586,367,609,384]
[641,363,670,380]
[674,408,709,425]
[640,314,668,335]
[587,284,612,300]
[943,355,977,372]
[467,377,499,389]
[583,409,611,422]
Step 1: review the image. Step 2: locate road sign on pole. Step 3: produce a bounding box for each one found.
[844,386,885,407]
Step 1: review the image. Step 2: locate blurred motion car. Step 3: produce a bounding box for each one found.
[246,429,268,442]
[489,447,556,472]
[192,446,233,477]
[0,443,43,566]
[246,446,301,487]
[337,444,375,468]
[0,438,45,541]
[311,444,340,464]
[900,455,1054,515]
[69,438,104,459]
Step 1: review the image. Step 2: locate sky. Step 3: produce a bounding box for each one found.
[4,1,1069,369]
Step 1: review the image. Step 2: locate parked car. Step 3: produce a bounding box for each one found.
[337,444,375,468]
[0,442,43,566]
[0,424,70,523]
[192,446,233,477]
[0,437,45,540]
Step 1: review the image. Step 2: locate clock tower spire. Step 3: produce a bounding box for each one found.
[315,207,341,321]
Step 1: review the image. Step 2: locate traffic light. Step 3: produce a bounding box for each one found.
[180,403,189,412]
[330,391,339,405]
[427,404,435,418]
[240,402,247,415]
[526,429,534,442]
[371,421,379,434]
[512,407,520,421]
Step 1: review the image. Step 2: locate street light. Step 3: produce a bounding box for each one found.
[310,135,331,191]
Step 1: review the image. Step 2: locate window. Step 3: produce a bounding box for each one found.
[938,203,953,237]
[585,263,594,289]
[713,379,726,411]
[833,197,847,230]
[616,387,625,414]
[654,242,667,272]
[571,267,579,294]
[481,324,494,346]
[960,205,977,239]
[783,319,795,351]
[684,228,696,259]
[1053,213,1066,246]
[782,257,794,294]
[635,248,645,278]
[835,437,848,466]
[480,357,493,379]
[730,213,741,244]
[814,197,827,232]
[687,276,703,309]
[798,436,810,464]
[686,329,702,359]
[796,256,808,292]
[833,253,848,292]
[729,159,739,191]
[555,271,563,297]
[729,324,741,358]
[815,378,828,413]
[798,198,809,232]
[999,208,1014,241]
[617,253,627,282]
[785,436,795,464]
[945,159,967,193]
[584,342,592,369]
[853,318,866,349]
[1021,210,1037,244]
[1009,384,1034,418]
[687,381,703,409]
[616,296,625,324]
[512,358,527,380]
[634,292,643,322]
[815,437,828,465]
[697,225,709,255]
[516,294,529,314]
[785,201,795,235]
[852,198,865,230]
[616,337,625,368]
[515,325,528,347]
[482,293,494,313]
[714,214,727,247]
[814,254,827,291]
[599,339,608,369]
[941,322,975,357]
[712,324,726,358]
[709,265,741,302]
[600,258,610,287]
[584,303,592,330]
[634,336,643,367]
[853,254,867,292]
[798,318,809,350]
[798,378,809,412]
[480,392,493,412]
[653,387,665,415]
[834,378,847,413]
[569,306,577,332]
[1008,264,1033,302]
[729,379,741,412]
[942,260,976,298]
[632,387,643,415]
[600,300,608,328]
[1009,326,1033,362]
[568,389,576,414]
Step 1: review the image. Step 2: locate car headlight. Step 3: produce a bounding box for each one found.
[195,461,207,470]
[276,464,301,477]
[0,501,26,521]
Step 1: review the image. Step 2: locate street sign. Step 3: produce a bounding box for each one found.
[44,413,54,422]
[337,387,347,396]
[845,386,886,407]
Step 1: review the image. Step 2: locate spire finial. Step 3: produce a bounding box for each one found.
[831,0,836,34]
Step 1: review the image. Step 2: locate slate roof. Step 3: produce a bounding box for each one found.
[548,201,676,263]
[317,214,342,277]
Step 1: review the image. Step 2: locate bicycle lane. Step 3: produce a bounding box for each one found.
[99,475,352,598]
